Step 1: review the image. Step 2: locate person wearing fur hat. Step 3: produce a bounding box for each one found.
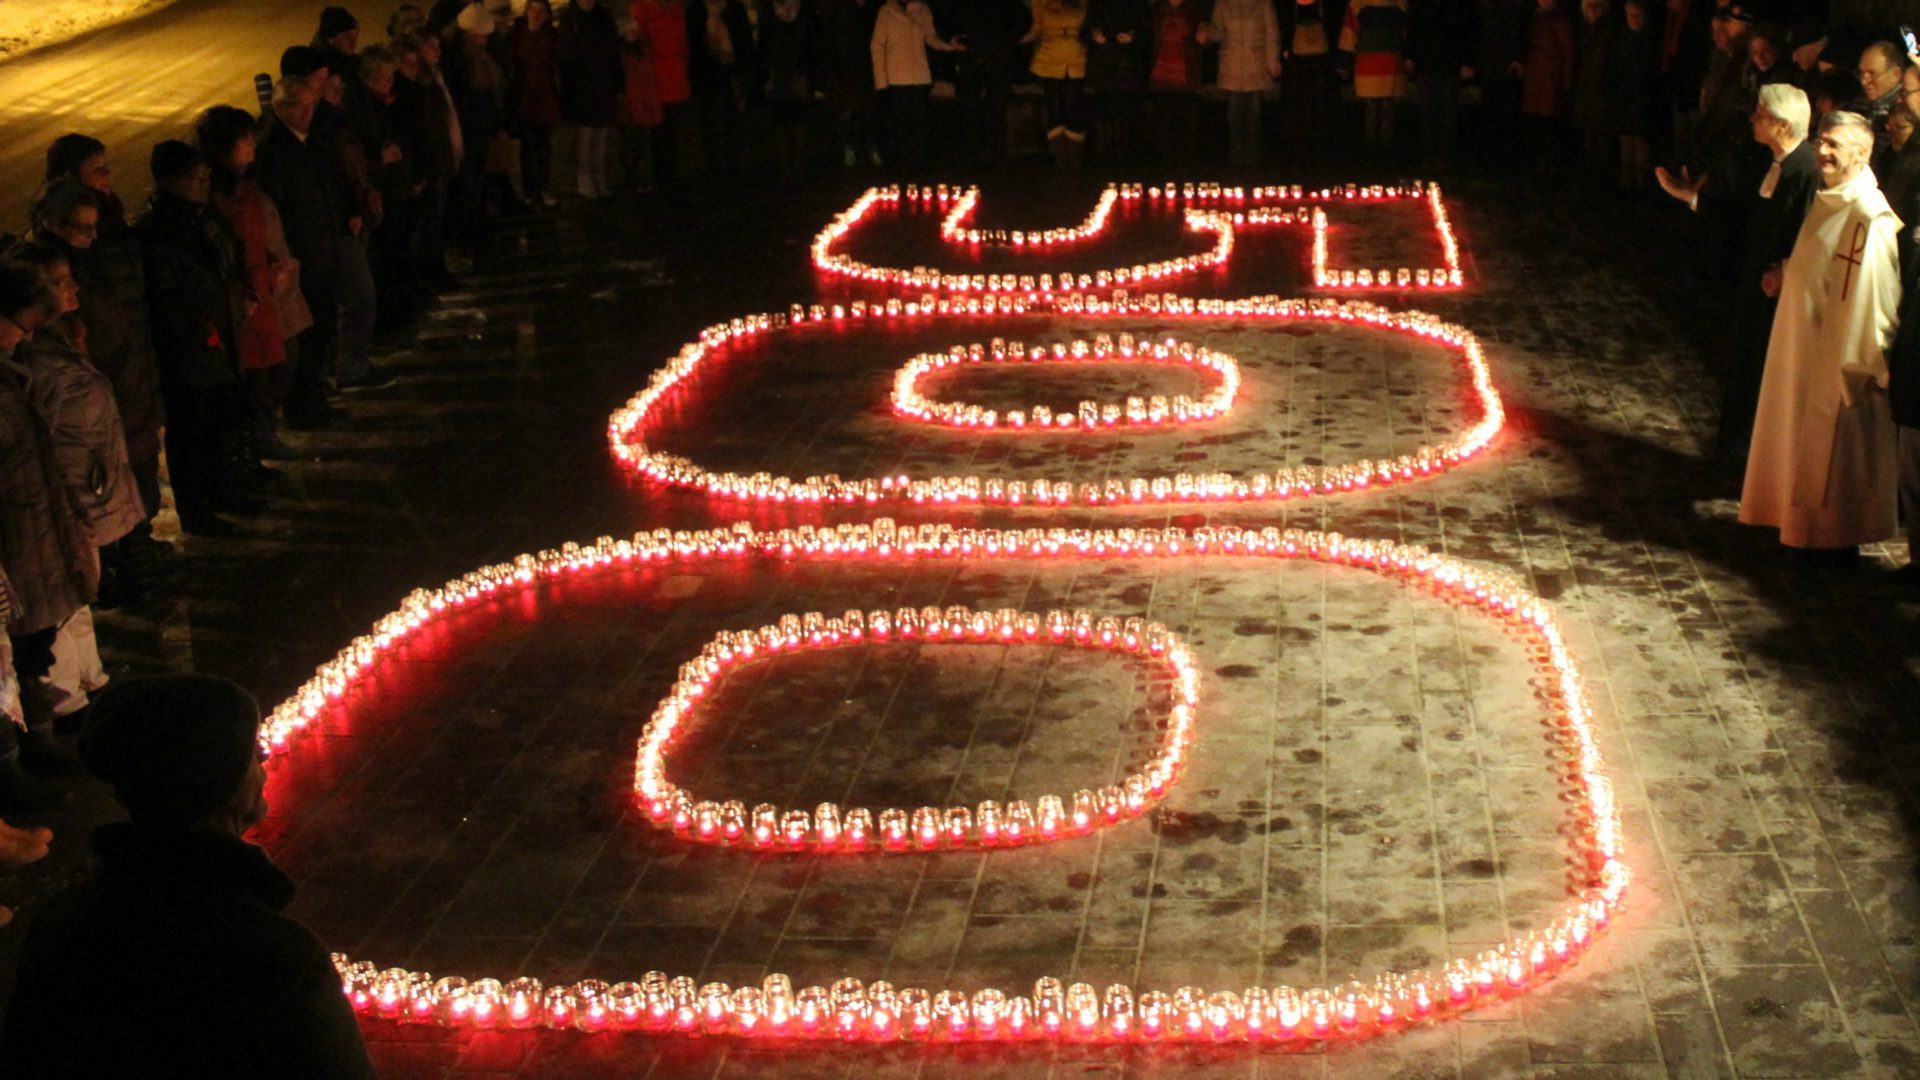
[0,674,376,1077]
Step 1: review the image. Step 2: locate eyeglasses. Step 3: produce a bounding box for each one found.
[64,221,98,237]
[1859,65,1889,81]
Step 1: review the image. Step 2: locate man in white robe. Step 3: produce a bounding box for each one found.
[1739,111,1903,552]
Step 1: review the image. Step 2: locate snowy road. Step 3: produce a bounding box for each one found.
[0,0,402,226]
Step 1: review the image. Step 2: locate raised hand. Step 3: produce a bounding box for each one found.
[0,820,51,867]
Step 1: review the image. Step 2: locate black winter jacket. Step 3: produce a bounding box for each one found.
[255,117,348,282]
[0,823,377,1079]
[135,192,243,391]
[1083,0,1151,91]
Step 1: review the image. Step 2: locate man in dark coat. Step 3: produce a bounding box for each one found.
[1659,82,1818,462]
[1403,0,1480,173]
[0,673,377,1077]
[686,0,756,173]
[135,141,249,536]
[1662,0,1715,163]
[349,45,430,327]
[559,0,626,197]
[947,0,1029,162]
[1083,0,1149,161]
[255,74,350,430]
[396,31,462,288]
[819,0,883,165]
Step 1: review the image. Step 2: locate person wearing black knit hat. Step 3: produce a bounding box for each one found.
[0,674,375,1078]
[318,4,360,40]
[315,6,362,80]
[147,138,207,189]
[280,43,331,85]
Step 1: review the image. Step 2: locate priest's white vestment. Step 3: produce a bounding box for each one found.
[1739,167,1903,548]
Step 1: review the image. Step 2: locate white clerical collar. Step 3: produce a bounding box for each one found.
[1819,168,1875,197]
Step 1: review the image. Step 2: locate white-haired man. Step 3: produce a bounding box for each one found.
[1740,111,1902,556]
[1657,81,1819,459]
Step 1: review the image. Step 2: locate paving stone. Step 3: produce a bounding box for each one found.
[1703,965,1862,1077]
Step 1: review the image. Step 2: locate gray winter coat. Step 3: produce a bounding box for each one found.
[0,351,99,636]
[20,325,147,548]
[53,226,167,466]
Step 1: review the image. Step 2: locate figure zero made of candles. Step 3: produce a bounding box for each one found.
[276,522,1628,1041]
[815,181,1464,294]
[606,294,1504,507]
[636,607,1198,852]
[892,335,1240,431]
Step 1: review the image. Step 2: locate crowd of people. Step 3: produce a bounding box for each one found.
[0,0,1913,1071]
[1628,22,1918,570]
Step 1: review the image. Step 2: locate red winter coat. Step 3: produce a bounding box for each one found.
[622,40,664,125]
[1519,6,1575,117]
[210,179,287,372]
[630,0,692,104]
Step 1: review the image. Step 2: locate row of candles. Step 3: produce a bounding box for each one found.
[606,293,1503,506]
[938,186,1119,248]
[338,941,1614,1038]
[901,180,1433,205]
[814,182,1463,295]
[813,187,1235,293]
[289,520,1626,1037]
[1163,181,1463,291]
[1134,181,1434,202]
[635,606,1199,852]
[891,335,1239,430]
